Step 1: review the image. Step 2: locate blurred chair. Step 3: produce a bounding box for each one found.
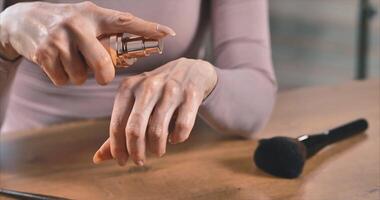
[356,0,377,80]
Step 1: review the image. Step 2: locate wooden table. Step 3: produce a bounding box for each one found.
[1,80,379,200]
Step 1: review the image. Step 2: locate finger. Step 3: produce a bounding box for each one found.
[76,34,115,85]
[147,82,180,157]
[59,40,88,85]
[35,44,69,86]
[95,9,176,39]
[109,83,135,166]
[93,138,113,164]
[169,90,202,144]
[126,79,162,166]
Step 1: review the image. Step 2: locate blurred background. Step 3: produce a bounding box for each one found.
[270,0,379,90]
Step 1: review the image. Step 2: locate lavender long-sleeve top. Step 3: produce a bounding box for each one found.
[0,0,277,138]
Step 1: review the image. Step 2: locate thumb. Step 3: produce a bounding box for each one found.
[94,8,176,39]
[93,138,113,164]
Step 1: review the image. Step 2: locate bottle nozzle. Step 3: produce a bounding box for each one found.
[102,33,163,67]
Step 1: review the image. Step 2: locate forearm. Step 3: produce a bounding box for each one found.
[202,31,277,138]
[201,0,276,138]
[199,67,277,138]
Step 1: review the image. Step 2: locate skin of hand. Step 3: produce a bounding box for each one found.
[0,1,175,85]
[93,57,218,166]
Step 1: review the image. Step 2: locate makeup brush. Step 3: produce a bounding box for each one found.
[253,118,368,178]
[0,188,70,200]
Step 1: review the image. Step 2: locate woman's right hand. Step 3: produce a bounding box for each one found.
[0,1,175,85]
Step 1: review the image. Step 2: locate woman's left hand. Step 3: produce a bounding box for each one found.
[93,58,217,166]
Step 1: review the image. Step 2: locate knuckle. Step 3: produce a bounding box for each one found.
[110,146,124,156]
[122,12,135,21]
[47,30,64,45]
[59,16,83,35]
[185,87,201,101]
[127,128,140,140]
[118,86,133,98]
[119,77,135,91]
[110,122,124,135]
[148,126,163,141]
[143,77,161,90]
[165,81,181,97]
[130,113,144,124]
[35,39,55,56]
[126,114,143,138]
[117,86,134,99]
[35,47,50,62]
[78,1,96,10]
[176,122,191,133]
[119,83,131,93]
[114,12,135,26]
[143,22,157,35]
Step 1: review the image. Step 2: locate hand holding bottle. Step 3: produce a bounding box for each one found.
[0,1,175,85]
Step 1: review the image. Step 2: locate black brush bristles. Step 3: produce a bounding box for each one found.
[254,137,307,178]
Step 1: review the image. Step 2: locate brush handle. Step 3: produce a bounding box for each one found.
[326,118,368,144]
[298,119,368,158]
[0,188,69,200]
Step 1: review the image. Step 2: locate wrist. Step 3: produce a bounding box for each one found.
[204,62,218,98]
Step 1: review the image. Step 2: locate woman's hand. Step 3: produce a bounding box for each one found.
[93,58,218,166]
[0,1,174,85]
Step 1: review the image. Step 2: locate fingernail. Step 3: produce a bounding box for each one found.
[118,157,127,166]
[93,153,103,164]
[137,160,144,166]
[158,25,176,36]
